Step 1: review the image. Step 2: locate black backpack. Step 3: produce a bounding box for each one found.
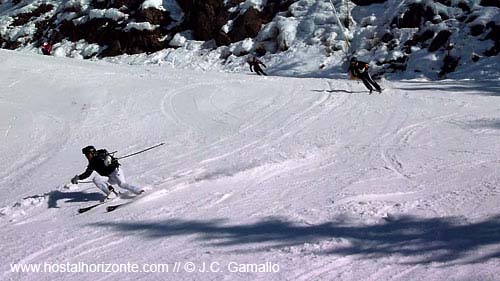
[95,149,119,167]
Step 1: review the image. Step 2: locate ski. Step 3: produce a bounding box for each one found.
[106,204,126,212]
[106,191,146,212]
[78,202,106,213]
[78,192,120,213]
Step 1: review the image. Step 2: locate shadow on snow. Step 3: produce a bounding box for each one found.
[47,190,105,208]
[92,215,500,265]
[394,80,500,96]
[464,119,500,130]
[311,89,367,94]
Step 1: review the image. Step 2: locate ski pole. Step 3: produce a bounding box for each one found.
[117,142,165,160]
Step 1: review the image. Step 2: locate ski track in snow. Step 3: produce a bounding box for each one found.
[1,51,500,280]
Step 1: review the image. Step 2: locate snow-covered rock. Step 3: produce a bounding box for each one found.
[0,0,498,79]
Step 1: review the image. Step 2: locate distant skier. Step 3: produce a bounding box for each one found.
[348,57,382,94]
[249,56,268,76]
[41,42,52,56]
[71,146,144,199]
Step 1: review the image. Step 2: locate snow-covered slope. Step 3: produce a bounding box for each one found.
[1,49,500,280]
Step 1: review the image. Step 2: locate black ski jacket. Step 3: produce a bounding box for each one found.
[348,61,370,77]
[249,59,266,72]
[78,150,119,179]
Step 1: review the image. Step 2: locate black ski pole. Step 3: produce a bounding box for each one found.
[117,142,165,160]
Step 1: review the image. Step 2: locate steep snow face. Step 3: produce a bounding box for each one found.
[1,49,500,280]
[347,0,500,79]
[1,0,499,79]
[127,0,499,79]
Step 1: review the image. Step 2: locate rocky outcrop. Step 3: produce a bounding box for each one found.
[351,0,387,5]
[176,0,229,41]
[262,0,295,20]
[392,1,455,28]
[11,4,53,26]
[480,0,500,8]
[228,7,263,43]
[136,8,171,26]
[429,30,452,52]
[0,0,497,78]
[392,3,434,28]
[439,55,460,78]
[0,0,296,56]
[484,23,500,56]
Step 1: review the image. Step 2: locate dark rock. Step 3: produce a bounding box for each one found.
[91,0,111,9]
[485,24,500,41]
[420,29,435,41]
[226,0,245,7]
[404,39,416,47]
[381,56,408,73]
[381,32,394,43]
[118,28,165,54]
[213,32,232,46]
[402,44,412,54]
[456,14,467,21]
[428,30,452,52]
[387,39,398,50]
[457,1,471,12]
[254,44,267,56]
[12,13,33,27]
[228,7,262,42]
[33,17,53,42]
[412,29,435,43]
[469,24,485,36]
[484,41,500,56]
[480,0,500,8]
[201,39,217,49]
[262,0,296,22]
[100,40,122,57]
[4,40,21,49]
[387,58,408,72]
[393,3,435,28]
[486,21,497,29]
[176,0,229,41]
[438,11,449,21]
[64,4,82,13]
[11,4,54,26]
[436,0,451,6]
[63,18,122,44]
[439,55,460,77]
[112,0,143,11]
[135,8,172,26]
[471,53,481,62]
[351,0,387,5]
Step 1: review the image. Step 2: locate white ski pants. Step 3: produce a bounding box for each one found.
[93,168,142,195]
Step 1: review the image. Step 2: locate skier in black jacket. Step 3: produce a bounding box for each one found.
[348,57,382,94]
[71,146,143,198]
[249,57,268,76]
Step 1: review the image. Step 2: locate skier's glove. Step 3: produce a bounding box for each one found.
[71,175,79,184]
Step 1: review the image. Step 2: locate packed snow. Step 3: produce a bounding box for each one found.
[1,46,500,281]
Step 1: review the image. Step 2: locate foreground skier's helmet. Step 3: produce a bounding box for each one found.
[82,145,96,155]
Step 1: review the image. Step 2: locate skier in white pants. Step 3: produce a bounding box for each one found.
[71,145,143,198]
